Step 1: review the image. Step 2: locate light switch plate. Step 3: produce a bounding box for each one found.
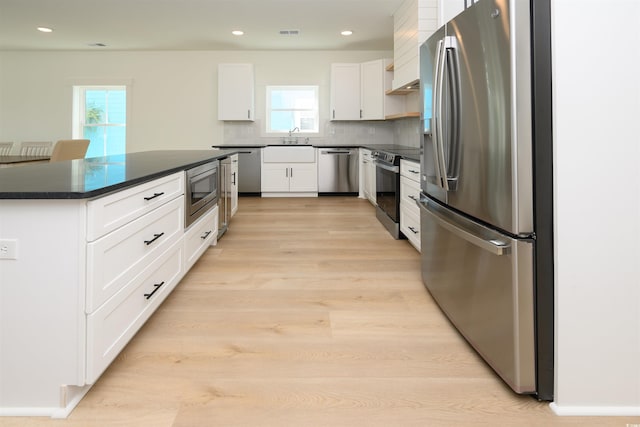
[0,239,18,260]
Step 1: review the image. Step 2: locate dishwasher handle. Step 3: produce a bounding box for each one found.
[320,150,354,155]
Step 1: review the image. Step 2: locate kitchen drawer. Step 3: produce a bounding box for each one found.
[400,159,421,183]
[400,175,420,209]
[86,239,184,384]
[400,202,421,252]
[185,205,218,270]
[87,172,184,241]
[86,196,184,312]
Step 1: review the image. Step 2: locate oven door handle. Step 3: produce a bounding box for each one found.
[373,160,399,173]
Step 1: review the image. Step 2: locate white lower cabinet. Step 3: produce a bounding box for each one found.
[0,170,222,417]
[261,159,318,196]
[86,239,184,383]
[184,205,218,269]
[400,200,421,250]
[86,196,184,312]
[230,154,239,217]
[400,159,421,252]
[360,148,377,206]
[261,146,318,196]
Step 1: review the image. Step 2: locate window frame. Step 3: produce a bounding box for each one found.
[265,85,320,136]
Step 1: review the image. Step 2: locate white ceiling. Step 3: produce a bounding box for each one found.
[0,0,404,51]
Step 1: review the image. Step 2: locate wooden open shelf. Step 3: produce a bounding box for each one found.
[385,112,420,120]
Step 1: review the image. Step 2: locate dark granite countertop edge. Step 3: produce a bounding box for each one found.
[0,150,238,200]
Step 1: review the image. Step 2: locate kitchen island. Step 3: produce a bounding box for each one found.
[0,150,236,418]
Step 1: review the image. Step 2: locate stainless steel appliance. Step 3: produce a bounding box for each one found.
[372,149,402,239]
[185,160,219,228]
[318,147,359,194]
[218,156,232,238]
[212,146,261,195]
[418,0,553,400]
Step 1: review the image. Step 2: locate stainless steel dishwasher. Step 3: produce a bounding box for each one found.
[318,147,359,194]
[212,146,262,195]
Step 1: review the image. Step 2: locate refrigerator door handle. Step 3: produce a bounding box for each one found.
[445,37,461,191]
[419,197,511,256]
[432,39,447,190]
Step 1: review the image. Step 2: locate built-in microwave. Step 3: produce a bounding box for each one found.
[185,160,218,228]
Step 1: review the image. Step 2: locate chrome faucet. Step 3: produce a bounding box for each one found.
[288,127,300,136]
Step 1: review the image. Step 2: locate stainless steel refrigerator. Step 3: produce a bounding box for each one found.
[418,0,554,400]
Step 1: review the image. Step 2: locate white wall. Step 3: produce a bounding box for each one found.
[0,50,393,152]
[551,0,640,416]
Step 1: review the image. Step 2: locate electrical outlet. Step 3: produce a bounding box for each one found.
[0,239,18,260]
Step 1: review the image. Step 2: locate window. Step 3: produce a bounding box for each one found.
[73,86,127,157]
[266,85,319,134]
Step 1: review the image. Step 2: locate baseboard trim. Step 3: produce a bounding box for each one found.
[550,402,640,417]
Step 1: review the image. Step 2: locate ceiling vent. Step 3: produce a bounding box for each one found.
[279,30,300,36]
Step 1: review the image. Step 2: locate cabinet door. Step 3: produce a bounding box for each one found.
[361,60,385,120]
[367,160,377,205]
[230,154,239,217]
[261,163,290,192]
[289,163,318,192]
[218,64,254,121]
[330,63,361,121]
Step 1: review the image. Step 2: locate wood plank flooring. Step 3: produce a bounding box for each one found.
[2,197,637,426]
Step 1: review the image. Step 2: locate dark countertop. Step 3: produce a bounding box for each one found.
[212,144,421,162]
[0,150,237,200]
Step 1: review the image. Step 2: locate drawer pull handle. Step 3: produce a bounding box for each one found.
[409,170,419,174]
[200,230,212,240]
[408,226,419,235]
[408,195,418,201]
[144,232,165,246]
[144,281,165,300]
[144,192,165,201]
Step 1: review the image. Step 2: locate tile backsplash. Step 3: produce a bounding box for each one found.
[221,117,420,147]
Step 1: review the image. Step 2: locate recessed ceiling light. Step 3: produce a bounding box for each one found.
[232,30,244,36]
[341,30,353,36]
[37,27,53,33]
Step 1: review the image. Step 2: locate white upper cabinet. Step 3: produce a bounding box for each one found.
[218,63,255,121]
[331,60,402,121]
[361,59,403,120]
[330,63,361,120]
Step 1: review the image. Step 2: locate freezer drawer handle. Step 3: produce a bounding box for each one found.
[419,199,510,256]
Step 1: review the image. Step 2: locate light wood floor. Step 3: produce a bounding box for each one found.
[2,197,637,426]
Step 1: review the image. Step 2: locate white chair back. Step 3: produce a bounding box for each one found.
[0,142,14,155]
[19,141,53,156]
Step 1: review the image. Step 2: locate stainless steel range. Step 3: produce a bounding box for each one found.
[372,149,402,239]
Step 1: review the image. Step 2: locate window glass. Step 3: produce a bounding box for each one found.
[74,86,126,157]
[266,85,319,134]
